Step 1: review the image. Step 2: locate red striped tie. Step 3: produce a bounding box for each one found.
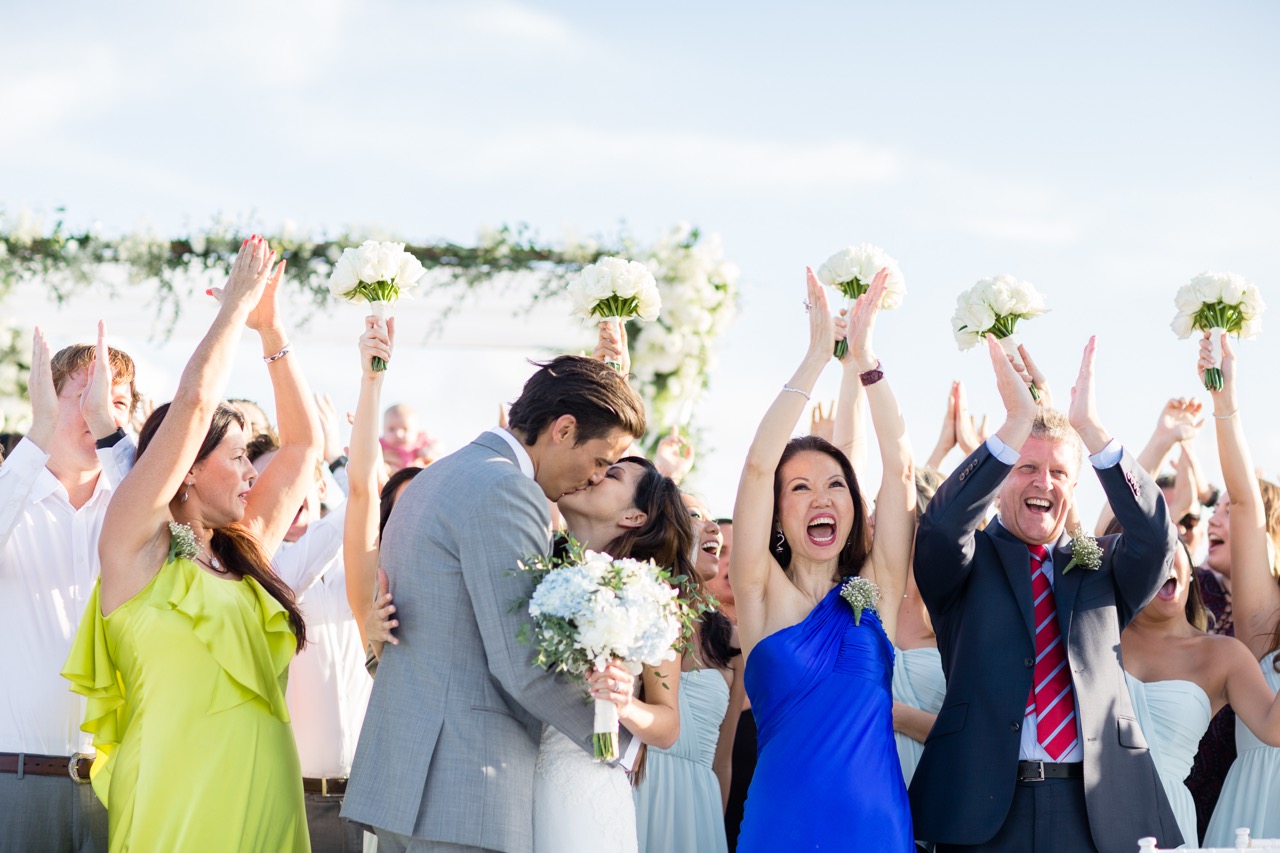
[1025,544,1078,760]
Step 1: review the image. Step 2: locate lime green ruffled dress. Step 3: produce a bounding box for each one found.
[62,556,310,852]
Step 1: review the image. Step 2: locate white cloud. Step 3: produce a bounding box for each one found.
[964,217,1080,245]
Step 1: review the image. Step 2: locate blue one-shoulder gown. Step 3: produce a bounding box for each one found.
[738,582,913,851]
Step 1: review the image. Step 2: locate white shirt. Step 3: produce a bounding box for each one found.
[986,434,1121,763]
[0,436,134,756]
[275,503,371,778]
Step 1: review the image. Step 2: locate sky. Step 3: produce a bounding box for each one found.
[3,0,1279,519]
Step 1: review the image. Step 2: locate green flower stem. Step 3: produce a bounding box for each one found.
[1029,383,1041,402]
[593,732,618,761]
[1203,366,1224,392]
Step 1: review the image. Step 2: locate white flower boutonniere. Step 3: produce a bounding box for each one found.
[167,521,198,563]
[1062,528,1103,574]
[839,576,881,626]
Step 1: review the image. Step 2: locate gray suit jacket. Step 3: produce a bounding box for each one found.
[342,432,617,853]
[908,444,1182,852]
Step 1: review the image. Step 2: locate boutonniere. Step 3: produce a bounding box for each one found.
[1062,527,1103,574]
[167,521,199,563]
[839,576,881,626]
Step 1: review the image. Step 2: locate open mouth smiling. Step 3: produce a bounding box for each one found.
[1025,497,1052,515]
[807,513,837,546]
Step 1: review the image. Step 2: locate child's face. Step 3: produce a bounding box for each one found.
[383,410,418,444]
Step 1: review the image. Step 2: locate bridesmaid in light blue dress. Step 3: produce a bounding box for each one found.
[1188,333,1280,846]
[1126,673,1211,845]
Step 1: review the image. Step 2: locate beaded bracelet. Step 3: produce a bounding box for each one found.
[782,385,810,401]
[263,344,291,364]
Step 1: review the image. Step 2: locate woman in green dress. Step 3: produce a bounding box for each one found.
[63,236,322,851]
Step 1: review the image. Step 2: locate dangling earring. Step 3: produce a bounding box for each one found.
[181,480,192,503]
[773,527,786,556]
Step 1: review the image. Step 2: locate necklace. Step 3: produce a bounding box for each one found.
[197,545,225,573]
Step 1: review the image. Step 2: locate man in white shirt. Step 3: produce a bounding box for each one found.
[251,439,371,853]
[0,326,138,853]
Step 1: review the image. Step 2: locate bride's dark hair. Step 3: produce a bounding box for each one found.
[137,402,307,651]
[771,435,871,582]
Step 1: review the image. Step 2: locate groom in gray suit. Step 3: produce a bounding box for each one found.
[910,336,1181,852]
[343,355,646,853]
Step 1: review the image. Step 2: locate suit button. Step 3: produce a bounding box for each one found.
[1010,722,1021,732]
[1024,657,1034,668]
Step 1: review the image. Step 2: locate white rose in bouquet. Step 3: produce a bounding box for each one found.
[951,274,1049,399]
[815,243,905,357]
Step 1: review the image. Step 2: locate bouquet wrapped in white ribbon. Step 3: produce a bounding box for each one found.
[815,244,906,359]
[567,256,661,370]
[327,240,427,370]
[951,275,1049,400]
[521,540,693,760]
[1170,271,1266,391]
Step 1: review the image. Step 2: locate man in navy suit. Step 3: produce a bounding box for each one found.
[909,335,1181,853]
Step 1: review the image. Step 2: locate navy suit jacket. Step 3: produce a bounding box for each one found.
[908,443,1182,852]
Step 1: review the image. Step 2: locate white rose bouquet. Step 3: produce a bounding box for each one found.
[815,243,906,359]
[327,240,427,371]
[951,275,1049,400]
[567,256,661,371]
[1170,271,1266,391]
[520,539,696,760]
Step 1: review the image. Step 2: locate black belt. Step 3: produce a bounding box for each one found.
[303,776,347,797]
[1017,760,1083,782]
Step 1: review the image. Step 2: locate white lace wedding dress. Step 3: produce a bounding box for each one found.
[533,724,638,853]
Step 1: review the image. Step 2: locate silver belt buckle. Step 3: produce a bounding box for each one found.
[68,752,92,784]
[1021,760,1046,782]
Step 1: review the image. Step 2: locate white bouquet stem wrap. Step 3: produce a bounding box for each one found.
[369,300,391,322]
[593,693,620,761]
[1207,326,1226,369]
[601,316,623,372]
[997,333,1040,402]
[833,295,854,360]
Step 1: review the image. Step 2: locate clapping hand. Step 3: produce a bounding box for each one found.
[25,327,58,451]
[654,427,694,484]
[803,267,835,364]
[953,381,990,455]
[81,320,124,439]
[844,267,889,373]
[1067,336,1111,453]
[208,236,278,318]
[987,333,1037,423]
[1153,397,1205,446]
[810,401,836,443]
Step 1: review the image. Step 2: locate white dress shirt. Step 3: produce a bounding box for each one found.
[0,436,134,756]
[275,503,371,778]
[987,434,1121,763]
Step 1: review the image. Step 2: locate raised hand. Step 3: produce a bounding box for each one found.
[845,267,888,372]
[1198,331,1237,414]
[988,333,1037,424]
[1068,336,1111,453]
[810,400,836,443]
[81,320,124,440]
[245,256,287,334]
[1154,397,1205,445]
[1017,343,1052,408]
[208,236,277,317]
[359,315,394,378]
[653,427,694,484]
[593,319,631,377]
[315,392,344,465]
[25,327,58,451]
[803,267,835,364]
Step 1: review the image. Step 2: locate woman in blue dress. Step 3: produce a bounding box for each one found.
[729,267,915,851]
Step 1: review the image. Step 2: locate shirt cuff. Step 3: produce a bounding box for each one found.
[1089,439,1122,470]
[985,435,1021,466]
[4,436,51,475]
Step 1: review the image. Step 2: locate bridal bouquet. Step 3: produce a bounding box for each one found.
[815,244,906,359]
[951,275,1049,400]
[328,240,427,370]
[521,540,693,760]
[1170,271,1266,391]
[567,257,662,371]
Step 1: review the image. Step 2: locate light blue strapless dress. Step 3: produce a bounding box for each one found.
[1126,674,1211,848]
[1204,651,1280,846]
[634,668,730,853]
[892,645,946,786]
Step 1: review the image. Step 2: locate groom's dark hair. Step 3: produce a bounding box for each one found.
[507,355,646,446]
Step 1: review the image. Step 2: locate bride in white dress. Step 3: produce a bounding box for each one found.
[534,454,702,853]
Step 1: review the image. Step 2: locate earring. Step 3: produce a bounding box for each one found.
[181,481,192,503]
[773,528,786,556]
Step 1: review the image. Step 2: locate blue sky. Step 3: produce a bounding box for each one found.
[3,0,1279,516]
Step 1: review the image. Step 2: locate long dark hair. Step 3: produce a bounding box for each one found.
[137,402,307,651]
[771,435,871,583]
[379,465,424,539]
